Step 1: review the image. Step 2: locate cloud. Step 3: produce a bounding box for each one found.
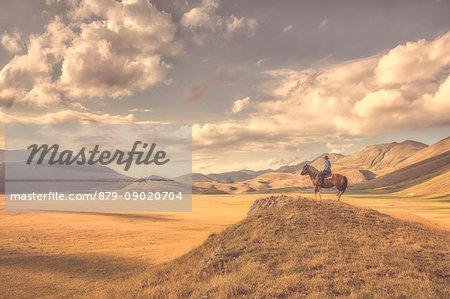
[319,18,329,28]
[184,67,245,102]
[231,97,250,113]
[69,102,88,111]
[1,32,24,53]
[193,31,450,154]
[256,59,266,66]
[0,0,179,108]
[0,110,136,124]
[325,142,354,154]
[282,25,293,33]
[130,108,152,112]
[180,0,257,43]
[375,34,450,86]
[180,0,219,29]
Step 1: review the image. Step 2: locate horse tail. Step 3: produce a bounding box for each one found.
[341,176,348,193]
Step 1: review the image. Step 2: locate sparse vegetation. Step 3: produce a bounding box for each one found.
[107,196,450,298]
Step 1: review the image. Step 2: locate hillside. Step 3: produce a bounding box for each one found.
[109,196,450,298]
[175,170,274,184]
[190,138,448,194]
[337,140,426,174]
[276,161,311,173]
[351,150,450,193]
[392,137,450,171]
[399,171,450,196]
[310,153,346,169]
[176,173,215,182]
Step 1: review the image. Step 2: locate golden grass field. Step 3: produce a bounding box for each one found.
[0,193,449,298]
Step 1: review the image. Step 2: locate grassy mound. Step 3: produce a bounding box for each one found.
[111,196,449,298]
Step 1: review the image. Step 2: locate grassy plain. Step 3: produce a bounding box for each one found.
[0,192,448,298]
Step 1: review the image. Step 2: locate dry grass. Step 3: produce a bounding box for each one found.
[0,194,251,298]
[1,193,449,298]
[106,196,449,298]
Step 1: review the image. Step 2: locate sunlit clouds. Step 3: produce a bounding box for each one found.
[194,32,450,154]
[231,97,250,114]
[0,0,179,107]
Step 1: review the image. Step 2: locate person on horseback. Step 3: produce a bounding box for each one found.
[318,155,331,187]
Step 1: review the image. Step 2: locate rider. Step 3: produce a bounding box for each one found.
[318,155,331,187]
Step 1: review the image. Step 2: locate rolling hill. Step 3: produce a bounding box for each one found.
[351,150,450,193]
[336,140,427,174]
[108,196,450,298]
[391,137,450,171]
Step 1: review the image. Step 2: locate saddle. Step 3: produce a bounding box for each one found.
[323,173,333,179]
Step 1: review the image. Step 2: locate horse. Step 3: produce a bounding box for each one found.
[300,164,348,201]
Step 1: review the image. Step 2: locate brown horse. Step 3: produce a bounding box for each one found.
[300,164,348,201]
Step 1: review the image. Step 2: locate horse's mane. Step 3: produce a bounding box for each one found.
[308,165,320,176]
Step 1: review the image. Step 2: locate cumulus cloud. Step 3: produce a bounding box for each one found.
[0,0,179,108]
[193,31,450,154]
[231,97,250,113]
[180,0,257,43]
[1,32,24,53]
[375,35,450,86]
[184,67,245,102]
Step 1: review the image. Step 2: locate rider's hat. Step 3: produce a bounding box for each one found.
[323,155,329,159]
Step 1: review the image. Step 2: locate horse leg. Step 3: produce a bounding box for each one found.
[336,191,342,201]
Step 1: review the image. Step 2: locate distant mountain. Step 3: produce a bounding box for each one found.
[175,169,274,184]
[189,138,448,195]
[351,150,450,193]
[239,169,274,176]
[0,149,133,193]
[349,137,449,195]
[336,140,427,174]
[310,153,346,170]
[391,137,449,171]
[275,161,311,173]
[206,171,262,184]
[175,173,214,182]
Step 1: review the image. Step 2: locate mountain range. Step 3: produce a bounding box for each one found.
[1,137,448,195]
[184,137,449,195]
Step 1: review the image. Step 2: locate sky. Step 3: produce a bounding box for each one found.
[0,0,449,174]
